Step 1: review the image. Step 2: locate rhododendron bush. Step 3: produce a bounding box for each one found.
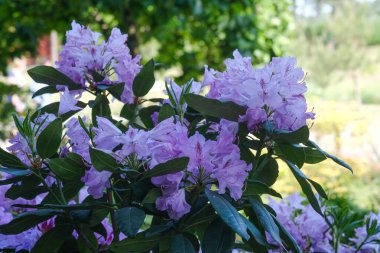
[0,21,369,253]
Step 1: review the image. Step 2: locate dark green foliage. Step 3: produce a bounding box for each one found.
[132,59,155,97]
[185,94,246,122]
[36,118,62,159]
[202,218,235,253]
[115,207,146,237]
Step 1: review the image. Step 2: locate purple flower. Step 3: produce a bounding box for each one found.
[7,132,32,166]
[267,194,333,252]
[117,127,150,159]
[156,189,191,220]
[58,87,81,115]
[147,118,189,167]
[0,175,48,251]
[0,226,41,252]
[107,28,142,104]
[182,132,215,179]
[351,212,380,252]
[81,166,111,199]
[151,172,184,196]
[65,20,101,47]
[240,107,267,131]
[213,153,251,200]
[65,116,91,162]
[146,117,251,218]
[93,117,123,151]
[201,50,314,131]
[56,21,142,104]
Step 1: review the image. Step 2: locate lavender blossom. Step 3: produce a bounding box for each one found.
[202,50,314,131]
[156,189,191,220]
[58,87,81,115]
[81,166,111,199]
[56,21,142,104]
[268,194,333,252]
[65,116,91,162]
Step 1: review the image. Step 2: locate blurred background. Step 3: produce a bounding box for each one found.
[0,0,379,213]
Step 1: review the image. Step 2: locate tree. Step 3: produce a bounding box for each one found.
[0,0,294,81]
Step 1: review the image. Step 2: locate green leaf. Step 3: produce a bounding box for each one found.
[110,235,160,252]
[120,103,138,122]
[244,180,282,198]
[0,209,58,234]
[27,66,79,88]
[90,222,107,239]
[272,216,302,253]
[205,189,267,245]
[143,157,189,179]
[115,207,146,237]
[36,118,62,159]
[0,175,25,185]
[249,198,281,245]
[171,234,196,253]
[307,179,328,199]
[31,101,86,122]
[42,180,84,204]
[307,141,352,172]
[31,225,73,253]
[268,125,310,144]
[92,71,105,82]
[202,218,235,253]
[142,188,162,205]
[49,153,86,181]
[132,59,155,97]
[183,205,216,232]
[158,103,175,122]
[251,155,279,187]
[145,222,174,237]
[139,105,160,129]
[304,147,327,164]
[185,94,246,122]
[184,232,200,253]
[0,167,31,176]
[6,175,47,200]
[286,161,323,215]
[103,82,125,100]
[323,152,353,173]
[278,143,305,168]
[89,147,118,172]
[77,226,97,253]
[0,147,28,169]
[70,209,93,224]
[32,85,59,98]
[91,95,111,126]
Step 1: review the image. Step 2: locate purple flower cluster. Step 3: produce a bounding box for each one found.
[348,212,380,253]
[268,194,380,253]
[0,174,43,251]
[64,115,251,219]
[56,21,141,104]
[147,118,251,219]
[0,172,118,251]
[268,194,332,252]
[202,50,315,131]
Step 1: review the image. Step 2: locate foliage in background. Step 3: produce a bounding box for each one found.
[0,0,293,81]
[290,0,380,103]
[0,81,22,140]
